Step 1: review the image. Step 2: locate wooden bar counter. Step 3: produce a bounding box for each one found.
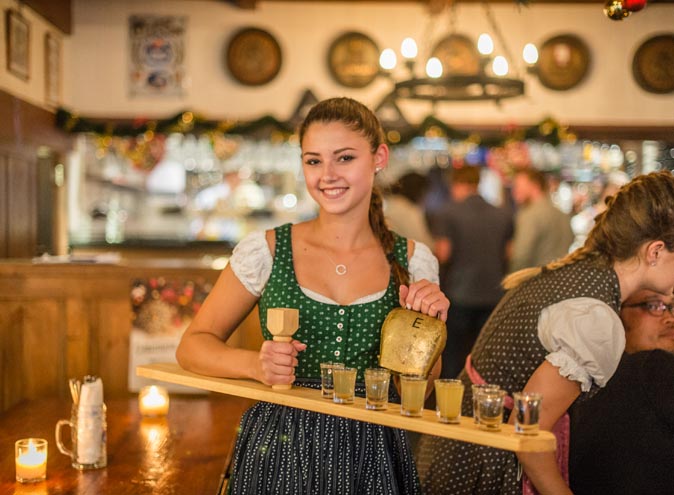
[0,259,262,413]
[0,395,255,495]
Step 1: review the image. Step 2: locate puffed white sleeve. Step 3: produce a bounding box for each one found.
[228,230,273,297]
[408,241,440,285]
[538,297,625,392]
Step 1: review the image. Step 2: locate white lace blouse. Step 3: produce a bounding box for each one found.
[229,230,439,305]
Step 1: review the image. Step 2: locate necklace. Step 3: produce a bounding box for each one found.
[326,252,347,276]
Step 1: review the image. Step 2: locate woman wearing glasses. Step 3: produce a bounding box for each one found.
[569,288,674,494]
[418,171,674,495]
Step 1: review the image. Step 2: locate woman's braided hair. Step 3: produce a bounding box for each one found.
[503,170,674,289]
[298,97,410,287]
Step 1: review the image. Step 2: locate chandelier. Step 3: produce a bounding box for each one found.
[377,1,538,104]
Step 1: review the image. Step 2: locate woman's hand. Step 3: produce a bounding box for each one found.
[256,339,307,386]
[399,279,450,322]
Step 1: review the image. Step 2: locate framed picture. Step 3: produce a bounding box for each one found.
[129,15,187,97]
[5,9,30,80]
[45,33,61,106]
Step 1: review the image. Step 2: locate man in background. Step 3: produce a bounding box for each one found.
[569,288,674,494]
[509,168,574,272]
[431,165,513,379]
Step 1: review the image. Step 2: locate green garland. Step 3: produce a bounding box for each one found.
[55,107,564,147]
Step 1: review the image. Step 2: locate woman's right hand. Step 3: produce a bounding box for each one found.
[257,339,307,386]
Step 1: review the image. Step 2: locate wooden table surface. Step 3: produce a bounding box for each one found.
[0,395,255,495]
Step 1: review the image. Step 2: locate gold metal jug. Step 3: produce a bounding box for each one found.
[379,308,446,377]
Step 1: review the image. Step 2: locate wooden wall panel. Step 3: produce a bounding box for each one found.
[65,297,91,380]
[0,155,7,258]
[0,302,25,412]
[21,300,64,399]
[6,154,37,258]
[94,300,134,396]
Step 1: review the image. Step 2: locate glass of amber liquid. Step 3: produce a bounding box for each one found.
[400,375,427,417]
[332,367,357,404]
[435,379,464,424]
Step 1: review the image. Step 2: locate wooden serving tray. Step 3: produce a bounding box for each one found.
[137,363,556,453]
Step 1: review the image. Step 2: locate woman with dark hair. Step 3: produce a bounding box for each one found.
[177,97,449,494]
[418,171,674,494]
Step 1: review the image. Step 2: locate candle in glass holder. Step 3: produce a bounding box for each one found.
[139,385,170,417]
[15,438,47,483]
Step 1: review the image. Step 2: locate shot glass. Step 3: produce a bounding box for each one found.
[332,367,357,404]
[471,383,499,424]
[320,362,345,399]
[400,375,427,417]
[364,368,390,410]
[477,389,507,431]
[513,392,543,435]
[434,379,464,424]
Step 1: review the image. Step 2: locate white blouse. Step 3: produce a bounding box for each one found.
[538,297,625,391]
[230,230,439,305]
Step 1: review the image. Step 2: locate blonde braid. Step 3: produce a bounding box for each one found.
[370,186,410,287]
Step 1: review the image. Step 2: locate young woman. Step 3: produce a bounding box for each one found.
[176,97,449,494]
[417,170,674,495]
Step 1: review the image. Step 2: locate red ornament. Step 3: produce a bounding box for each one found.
[624,0,647,11]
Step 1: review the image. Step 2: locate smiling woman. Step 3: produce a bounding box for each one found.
[175,97,449,494]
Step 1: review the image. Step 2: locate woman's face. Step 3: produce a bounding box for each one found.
[301,121,387,217]
[621,289,674,353]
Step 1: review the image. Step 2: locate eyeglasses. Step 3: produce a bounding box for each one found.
[622,300,674,317]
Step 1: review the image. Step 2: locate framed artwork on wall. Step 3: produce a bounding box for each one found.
[632,34,674,94]
[5,9,30,80]
[45,32,61,106]
[327,31,380,88]
[128,15,187,97]
[536,34,591,91]
[226,27,282,86]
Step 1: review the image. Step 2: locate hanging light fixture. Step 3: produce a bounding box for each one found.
[378,1,536,104]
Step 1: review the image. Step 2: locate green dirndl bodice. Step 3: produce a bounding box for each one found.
[228,223,421,495]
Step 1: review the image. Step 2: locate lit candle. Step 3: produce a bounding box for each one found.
[139,385,170,417]
[15,438,47,483]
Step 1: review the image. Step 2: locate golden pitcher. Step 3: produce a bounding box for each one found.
[379,307,447,377]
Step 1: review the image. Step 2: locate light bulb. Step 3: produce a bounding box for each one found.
[379,48,397,70]
[401,37,418,59]
[426,57,443,78]
[492,56,509,76]
[477,33,494,56]
[523,43,539,65]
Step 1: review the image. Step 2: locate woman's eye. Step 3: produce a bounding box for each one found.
[305,158,320,166]
[338,154,355,162]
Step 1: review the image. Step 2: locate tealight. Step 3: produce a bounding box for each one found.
[138,385,170,417]
[15,438,47,483]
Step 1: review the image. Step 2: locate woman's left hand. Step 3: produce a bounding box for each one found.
[399,279,450,322]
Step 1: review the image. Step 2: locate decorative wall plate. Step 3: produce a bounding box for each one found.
[632,34,674,94]
[536,34,591,91]
[327,31,380,88]
[226,27,282,86]
[431,34,481,76]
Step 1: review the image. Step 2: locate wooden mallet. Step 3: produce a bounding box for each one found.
[266,307,299,390]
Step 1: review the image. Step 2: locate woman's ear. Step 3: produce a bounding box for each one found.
[374,143,389,173]
[646,240,665,266]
